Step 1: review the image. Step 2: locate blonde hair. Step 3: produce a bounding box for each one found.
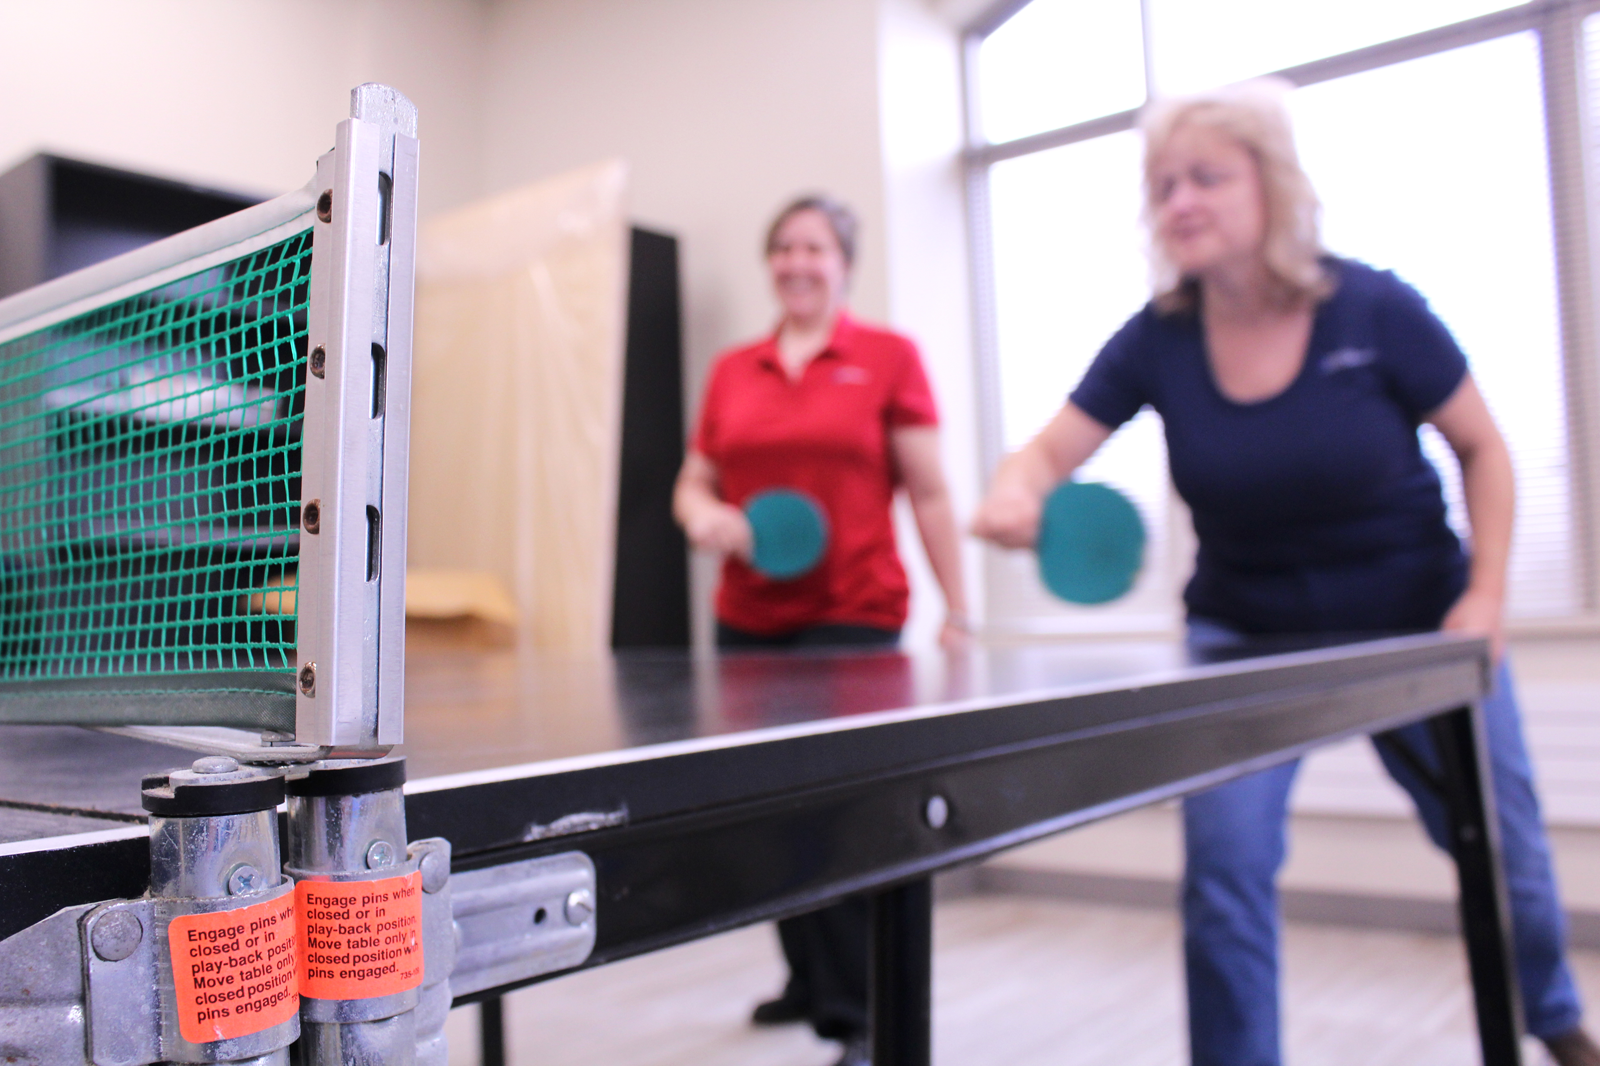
[1141,77,1331,314]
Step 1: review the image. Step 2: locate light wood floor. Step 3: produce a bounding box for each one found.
[445,894,1600,1066]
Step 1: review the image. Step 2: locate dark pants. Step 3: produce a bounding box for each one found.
[716,621,901,650]
[775,894,872,1040]
[717,620,898,1040]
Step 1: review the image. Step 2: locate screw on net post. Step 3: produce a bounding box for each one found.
[745,489,830,581]
[1035,481,1147,605]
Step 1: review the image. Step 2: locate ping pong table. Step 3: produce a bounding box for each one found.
[0,633,1522,1065]
[0,77,1525,1066]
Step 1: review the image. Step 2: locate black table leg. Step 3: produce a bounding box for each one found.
[480,995,507,1066]
[870,878,933,1066]
[1430,704,1524,1066]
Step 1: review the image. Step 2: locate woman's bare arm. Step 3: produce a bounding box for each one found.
[1426,374,1514,658]
[673,450,752,559]
[890,426,969,646]
[971,402,1114,548]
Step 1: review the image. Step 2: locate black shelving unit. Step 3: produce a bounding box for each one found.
[612,227,690,650]
[0,153,260,299]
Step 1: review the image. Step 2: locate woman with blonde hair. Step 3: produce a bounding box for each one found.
[973,79,1597,1066]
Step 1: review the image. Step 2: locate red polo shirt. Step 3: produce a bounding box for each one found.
[692,313,939,635]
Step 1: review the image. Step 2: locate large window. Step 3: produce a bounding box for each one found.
[968,0,1600,632]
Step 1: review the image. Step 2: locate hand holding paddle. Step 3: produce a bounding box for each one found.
[744,489,830,581]
[682,500,753,559]
[679,486,830,582]
[970,481,1044,549]
[1035,481,1145,604]
[975,479,1146,605]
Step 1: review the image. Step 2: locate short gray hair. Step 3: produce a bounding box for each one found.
[764,195,858,267]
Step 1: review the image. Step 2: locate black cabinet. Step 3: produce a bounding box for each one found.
[612,228,690,649]
[0,153,259,299]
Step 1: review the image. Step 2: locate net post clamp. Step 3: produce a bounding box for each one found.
[0,757,299,1066]
[447,851,599,999]
[283,757,455,1066]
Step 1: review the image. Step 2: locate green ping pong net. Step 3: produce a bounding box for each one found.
[0,232,311,728]
[0,84,418,755]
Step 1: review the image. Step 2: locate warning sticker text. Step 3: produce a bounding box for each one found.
[168,893,299,1044]
[296,871,424,1000]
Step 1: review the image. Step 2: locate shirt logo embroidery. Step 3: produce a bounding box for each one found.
[833,366,871,385]
[1319,347,1376,373]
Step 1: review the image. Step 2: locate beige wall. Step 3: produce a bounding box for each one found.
[481,0,980,649]
[877,0,984,645]
[0,0,981,651]
[483,0,893,363]
[0,0,487,218]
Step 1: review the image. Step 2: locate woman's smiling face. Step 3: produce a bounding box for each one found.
[767,208,849,324]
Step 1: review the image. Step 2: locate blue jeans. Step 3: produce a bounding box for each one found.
[1183,619,1583,1066]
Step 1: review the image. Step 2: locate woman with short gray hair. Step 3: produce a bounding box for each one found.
[676,193,968,1066]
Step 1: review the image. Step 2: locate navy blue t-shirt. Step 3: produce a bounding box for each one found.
[1069,259,1470,634]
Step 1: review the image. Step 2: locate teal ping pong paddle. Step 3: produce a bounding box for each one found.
[745,489,829,581]
[1036,481,1146,604]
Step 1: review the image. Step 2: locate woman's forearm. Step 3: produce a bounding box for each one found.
[674,450,753,557]
[1428,376,1515,602]
[1426,376,1515,657]
[1458,436,1515,600]
[990,436,1063,501]
[908,484,968,617]
[889,427,969,623]
[672,477,717,528]
[972,403,1114,548]
[672,452,722,528]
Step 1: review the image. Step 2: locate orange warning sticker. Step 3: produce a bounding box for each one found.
[296,871,425,1001]
[168,892,299,1044]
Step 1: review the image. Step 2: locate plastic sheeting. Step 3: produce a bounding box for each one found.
[410,161,630,654]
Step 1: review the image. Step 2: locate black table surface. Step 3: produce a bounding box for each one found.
[0,632,1488,948]
[0,641,1189,839]
[0,632,1511,1058]
[0,633,1480,850]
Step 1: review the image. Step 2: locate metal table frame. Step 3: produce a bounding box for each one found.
[0,634,1518,1065]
